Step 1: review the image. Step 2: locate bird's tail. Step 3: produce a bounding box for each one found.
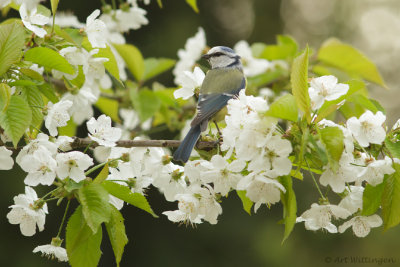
[173,124,201,163]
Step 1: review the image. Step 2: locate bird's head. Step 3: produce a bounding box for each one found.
[202,46,242,70]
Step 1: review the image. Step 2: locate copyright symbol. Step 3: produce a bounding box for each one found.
[325,257,332,263]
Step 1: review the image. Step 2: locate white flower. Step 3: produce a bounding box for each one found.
[248,135,292,178]
[83,49,109,83]
[16,133,58,166]
[55,136,74,152]
[346,110,386,147]
[151,163,186,202]
[52,12,85,28]
[87,115,122,147]
[296,203,351,233]
[45,100,73,136]
[33,237,68,262]
[101,7,148,33]
[85,9,107,48]
[19,148,57,186]
[308,75,349,110]
[174,67,205,100]
[338,186,364,214]
[201,155,245,196]
[0,146,13,170]
[338,214,382,237]
[7,187,48,236]
[119,108,140,131]
[19,3,50,38]
[193,184,223,224]
[173,27,206,84]
[237,173,286,212]
[357,156,394,186]
[62,85,97,125]
[163,193,203,225]
[234,40,272,77]
[56,151,93,182]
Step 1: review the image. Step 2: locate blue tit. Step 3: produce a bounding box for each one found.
[173,46,246,162]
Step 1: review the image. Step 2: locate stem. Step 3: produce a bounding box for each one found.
[57,200,70,238]
[85,158,119,176]
[39,188,59,201]
[83,140,95,154]
[111,0,117,9]
[305,158,325,200]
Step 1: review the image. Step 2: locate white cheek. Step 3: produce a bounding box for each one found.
[210,57,235,68]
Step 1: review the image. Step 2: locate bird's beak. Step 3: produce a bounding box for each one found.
[202,53,211,60]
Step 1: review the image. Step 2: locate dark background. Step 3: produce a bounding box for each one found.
[1,0,400,266]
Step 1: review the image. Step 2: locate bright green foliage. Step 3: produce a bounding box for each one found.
[58,117,77,136]
[362,181,385,216]
[102,181,158,218]
[113,43,145,82]
[0,23,25,76]
[382,163,400,230]
[106,206,128,267]
[50,0,59,15]
[25,47,75,75]
[186,0,199,12]
[0,83,11,112]
[143,58,176,81]
[236,190,253,215]
[93,164,109,184]
[385,138,400,159]
[278,176,297,244]
[130,88,161,122]
[19,68,44,81]
[266,93,298,122]
[318,38,386,88]
[19,86,44,127]
[37,83,59,103]
[260,35,298,60]
[66,206,103,267]
[291,46,311,122]
[0,95,32,147]
[78,183,111,233]
[319,126,344,172]
[95,97,121,123]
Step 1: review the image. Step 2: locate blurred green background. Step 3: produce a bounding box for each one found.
[1,0,400,266]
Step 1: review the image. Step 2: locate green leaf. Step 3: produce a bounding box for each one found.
[113,43,144,81]
[143,58,175,81]
[261,35,298,60]
[236,190,253,215]
[37,4,51,17]
[0,23,25,76]
[78,183,111,233]
[0,96,32,147]
[278,176,297,243]
[385,138,400,159]
[37,83,59,103]
[25,47,75,75]
[130,88,161,122]
[106,206,128,267]
[185,0,199,12]
[93,164,109,184]
[66,206,102,267]
[319,126,344,172]
[247,68,287,88]
[348,94,378,113]
[157,0,163,8]
[103,181,158,218]
[95,96,121,123]
[318,38,386,88]
[362,181,385,216]
[19,86,44,127]
[291,46,311,122]
[0,83,11,112]
[266,94,298,122]
[50,0,59,15]
[58,115,77,136]
[19,68,44,81]
[382,163,400,230]
[54,26,83,45]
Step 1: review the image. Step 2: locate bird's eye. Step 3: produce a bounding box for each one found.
[213,52,223,57]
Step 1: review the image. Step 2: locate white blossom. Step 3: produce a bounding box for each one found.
[296,203,351,233]
[0,146,13,170]
[19,148,57,186]
[174,67,205,100]
[87,115,122,147]
[19,3,49,38]
[190,184,222,224]
[237,173,286,212]
[201,155,245,196]
[308,75,349,110]
[16,133,58,166]
[173,27,206,84]
[338,186,364,214]
[56,151,94,182]
[234,40,272,77]
[45,100,73,136]
[357,156,394,186]
[347,110,386,147]
[62,85,97,125]
[33,238,68,262]
[85,9,107,48]
[339,214,383,237]
[101,7,148,33]
[7,187,48,236]
[163,193,202,225]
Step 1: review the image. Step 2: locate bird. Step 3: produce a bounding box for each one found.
[173,46,246,162]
